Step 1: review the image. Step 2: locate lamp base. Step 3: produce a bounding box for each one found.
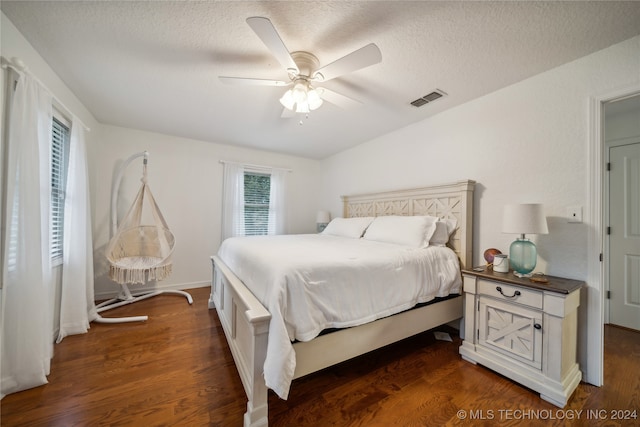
[513,271,534,278]
[509,238,537,276]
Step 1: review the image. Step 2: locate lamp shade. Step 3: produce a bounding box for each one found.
[502,204,549,235]
[279,90,295,110]
[316,211,331,224]
[307,88,323,110]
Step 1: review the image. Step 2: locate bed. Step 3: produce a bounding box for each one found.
[209,180,475,427]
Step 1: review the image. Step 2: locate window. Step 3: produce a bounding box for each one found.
[222,163,286,240]
[51,116,70,264]
[243,172,271,235]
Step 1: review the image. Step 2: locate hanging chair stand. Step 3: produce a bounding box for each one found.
[94,151,192,323]
[94,284,192,323]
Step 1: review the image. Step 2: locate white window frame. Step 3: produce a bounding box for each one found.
[221,161,288,240]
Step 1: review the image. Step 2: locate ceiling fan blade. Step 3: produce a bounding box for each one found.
[246,17,299,74]
[319,88,362,110]
[219,76,289,86]
[313,43,382,82]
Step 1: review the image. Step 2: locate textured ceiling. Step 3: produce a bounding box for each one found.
[2,1,640,159]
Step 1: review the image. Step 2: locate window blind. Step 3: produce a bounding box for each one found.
[244,172,271,236]
[51,117,70,262]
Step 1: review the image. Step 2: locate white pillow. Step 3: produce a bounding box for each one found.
[430,218,459,246]
[362,215,438,248]
[444,218,458,235]
[322,217,374,238]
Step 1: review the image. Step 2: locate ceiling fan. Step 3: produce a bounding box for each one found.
[219,17,382,115]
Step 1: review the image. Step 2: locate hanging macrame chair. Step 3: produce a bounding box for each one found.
[95,151,192,323]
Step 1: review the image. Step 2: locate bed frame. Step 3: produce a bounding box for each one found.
[209,179,475,427]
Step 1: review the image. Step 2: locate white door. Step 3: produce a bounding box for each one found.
[609,142,640,330]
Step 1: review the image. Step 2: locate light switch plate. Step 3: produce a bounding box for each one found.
[567,206,582,223]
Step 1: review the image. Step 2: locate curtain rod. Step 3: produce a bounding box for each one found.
[1,56,91,132]
[219,160,292,173]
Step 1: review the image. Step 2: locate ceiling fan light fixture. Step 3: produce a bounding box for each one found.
[295,102,310,114]
[307,87,323,110]
[292,81,308,104]
[280,79,323,113]
[279,90,295,110]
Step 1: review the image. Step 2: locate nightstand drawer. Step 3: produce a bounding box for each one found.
[478,279,543,309]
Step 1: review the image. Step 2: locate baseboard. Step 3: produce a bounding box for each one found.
[94,280,210,300]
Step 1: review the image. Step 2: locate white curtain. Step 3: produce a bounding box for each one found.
[268,169,287,235]
[56,119,97,343]
[1,72,54,398]
[221,162,245,240]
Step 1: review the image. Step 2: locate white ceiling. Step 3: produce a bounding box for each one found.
[2,1,640,159]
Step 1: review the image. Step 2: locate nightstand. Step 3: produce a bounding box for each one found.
[459,267,584,407]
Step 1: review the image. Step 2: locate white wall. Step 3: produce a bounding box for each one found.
[319,35,640,384]
[0,13,97,130]
[90,125,322,298]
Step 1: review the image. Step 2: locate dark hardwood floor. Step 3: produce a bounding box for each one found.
[1,287,638,426]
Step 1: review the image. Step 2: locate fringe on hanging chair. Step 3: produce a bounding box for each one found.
[109,259,173,285]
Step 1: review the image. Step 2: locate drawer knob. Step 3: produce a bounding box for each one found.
[496,286,521,298]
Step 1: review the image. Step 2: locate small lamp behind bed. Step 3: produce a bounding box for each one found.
[316,211,331,233]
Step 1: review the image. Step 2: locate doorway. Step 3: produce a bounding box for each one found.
[605,94,640,332]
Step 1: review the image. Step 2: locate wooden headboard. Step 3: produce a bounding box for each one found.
[342,180,475,269]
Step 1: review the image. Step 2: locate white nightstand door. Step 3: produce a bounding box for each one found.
[478,297,543,370]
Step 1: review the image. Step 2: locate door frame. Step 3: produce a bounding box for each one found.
[588,84,640,387]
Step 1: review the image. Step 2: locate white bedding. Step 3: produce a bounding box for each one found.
[217,234,462,399]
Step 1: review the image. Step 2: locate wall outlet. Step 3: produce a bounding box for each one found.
[567,206,582,223]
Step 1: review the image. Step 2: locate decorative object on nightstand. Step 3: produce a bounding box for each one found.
[459,267,584,408]
[502,203,548,277]
[316,211,331,233]
[492,254,509,272]
[483,248,502,265]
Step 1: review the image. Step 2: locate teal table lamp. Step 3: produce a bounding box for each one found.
[502,204,549,277]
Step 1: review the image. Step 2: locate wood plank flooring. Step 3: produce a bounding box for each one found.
[1,286,638,426]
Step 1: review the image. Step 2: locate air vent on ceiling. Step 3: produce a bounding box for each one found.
[410,89,447,107]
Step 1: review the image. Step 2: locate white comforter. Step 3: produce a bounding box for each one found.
[217,234,462,399]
